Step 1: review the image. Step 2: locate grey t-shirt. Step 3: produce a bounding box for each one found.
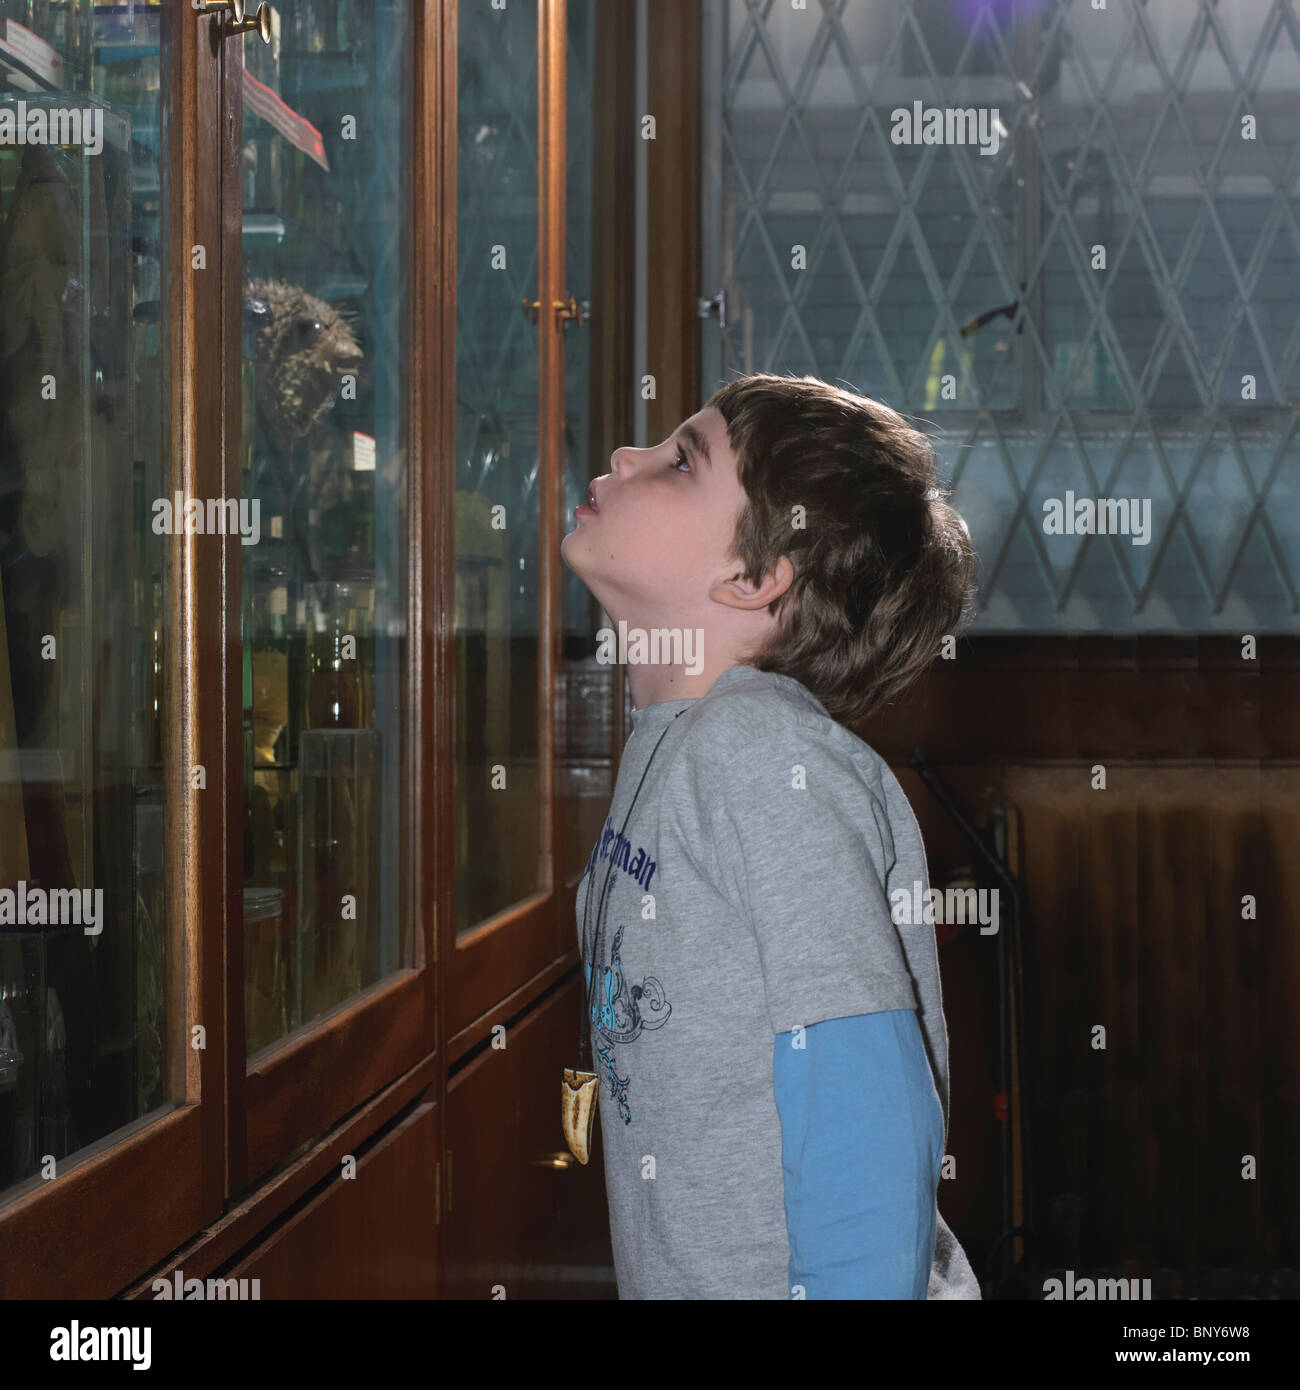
[575,663,981,1299]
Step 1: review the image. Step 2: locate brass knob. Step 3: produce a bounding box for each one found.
[521,296,589,327]
[229,2,273,42]
[192,0,247,21]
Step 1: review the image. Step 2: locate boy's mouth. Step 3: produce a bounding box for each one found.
[577,482,600,517]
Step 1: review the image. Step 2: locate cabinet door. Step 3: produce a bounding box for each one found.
[451,0,546,987]
[0,0,223,1296]
[227,0,427,1189]
[449,0,606,1043]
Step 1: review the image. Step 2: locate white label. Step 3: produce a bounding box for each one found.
[353,432,376,472]
[0,21,64,90]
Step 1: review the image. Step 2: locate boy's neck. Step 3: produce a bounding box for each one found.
[626,649,749,712]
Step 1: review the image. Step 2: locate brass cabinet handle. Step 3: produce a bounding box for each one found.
[192,0,247,20]
[228,2,273,42]
[521,296,589,327]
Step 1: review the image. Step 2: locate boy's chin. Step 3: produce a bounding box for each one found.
[559,529,582,564]
[559,533,604,590]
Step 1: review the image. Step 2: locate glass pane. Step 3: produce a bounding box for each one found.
[0,0,172,1196]
[239,0,411,1058]
[556,0,606,887]
[454,0,541,934]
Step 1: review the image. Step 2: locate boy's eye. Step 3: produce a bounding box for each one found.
[671,444,690,472]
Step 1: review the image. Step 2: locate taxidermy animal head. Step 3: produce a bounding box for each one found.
[242,277,363,451]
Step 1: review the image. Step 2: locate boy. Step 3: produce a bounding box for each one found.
[559,372,980,1300]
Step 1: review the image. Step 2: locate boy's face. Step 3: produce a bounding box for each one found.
[561,406,748,630]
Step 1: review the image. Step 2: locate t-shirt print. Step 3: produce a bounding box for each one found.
[580,819,672,1125]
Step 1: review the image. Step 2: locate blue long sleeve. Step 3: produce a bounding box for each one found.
[772,1009,944,1299]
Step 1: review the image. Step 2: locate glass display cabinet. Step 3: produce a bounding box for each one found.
[0,0,616,1299]
[0,0,427,1294]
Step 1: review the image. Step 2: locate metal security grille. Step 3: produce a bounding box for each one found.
[701,0,1300,631]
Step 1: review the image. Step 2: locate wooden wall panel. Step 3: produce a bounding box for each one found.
[1260,766,1300,1277]
[897,760,1297,1296]
[862,636,1298,762]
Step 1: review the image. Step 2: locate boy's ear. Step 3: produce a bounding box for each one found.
[712,556,794,609]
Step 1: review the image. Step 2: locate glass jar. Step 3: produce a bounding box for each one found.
[305,580,362,729]
[298,727,380,1020]
[243,885,290,1056]
[251,567,301,766]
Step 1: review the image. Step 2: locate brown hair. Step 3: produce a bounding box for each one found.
[704,372,977,727]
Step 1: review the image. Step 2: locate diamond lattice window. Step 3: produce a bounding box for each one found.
[702,0,1300,631]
